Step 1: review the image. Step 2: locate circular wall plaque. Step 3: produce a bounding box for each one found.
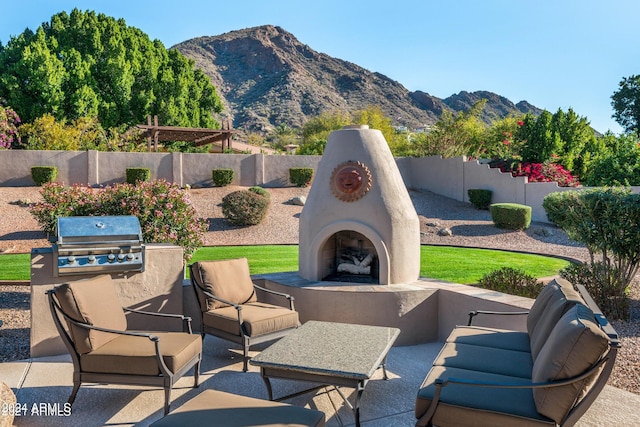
[330,161,372,202]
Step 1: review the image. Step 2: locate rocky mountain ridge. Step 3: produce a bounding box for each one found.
[174,25,542,133]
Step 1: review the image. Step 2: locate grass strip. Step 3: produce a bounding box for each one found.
[1,245,569,284]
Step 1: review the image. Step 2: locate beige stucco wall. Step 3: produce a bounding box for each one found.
[30,244,185,358]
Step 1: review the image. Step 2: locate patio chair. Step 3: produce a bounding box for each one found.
[47,274,202,415]
[189,257,300,371]
[150,389,325,426]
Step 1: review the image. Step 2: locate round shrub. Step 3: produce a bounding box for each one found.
[31,166,58,186]
[221,190,270,226]
[289,167,314,187]
[478,267,543,298]
[248,186,271,201]
[490,203,531,230]
[468,189,492,210]
[126,167,150,184]
[212,169,234,186]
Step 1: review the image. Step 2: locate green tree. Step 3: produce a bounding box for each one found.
[412,100,487,158]
[298,110,351,154]
[612,74,640,135]
[581,133,640,186]
[0,9,223,130]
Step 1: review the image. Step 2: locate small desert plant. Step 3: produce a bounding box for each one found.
[212,169,234,186]
[468,189,492,210]
[126,167,150,184]
[490,203,531,230]
[31,166,58,186]
[221,189,270,226]
[289,167,314,187]
[248,186,271,200]
[478,267,543,298]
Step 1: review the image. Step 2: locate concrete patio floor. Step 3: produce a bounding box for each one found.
[2,335,640,426]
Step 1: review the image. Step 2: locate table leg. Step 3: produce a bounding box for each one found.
[354,381,365,427]
[261,374,274,400]
[381,355,389,380]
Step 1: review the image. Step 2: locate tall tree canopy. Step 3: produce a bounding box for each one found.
[612,74,640,135]
[0,9,223,129]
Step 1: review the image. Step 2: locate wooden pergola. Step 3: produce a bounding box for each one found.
[136,115,234,152]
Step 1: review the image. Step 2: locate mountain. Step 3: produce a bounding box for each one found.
[174,25,542,133]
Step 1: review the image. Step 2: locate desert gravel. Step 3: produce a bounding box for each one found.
[0,186,637,394]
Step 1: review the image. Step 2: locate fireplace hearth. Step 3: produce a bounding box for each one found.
[298,125,420,285]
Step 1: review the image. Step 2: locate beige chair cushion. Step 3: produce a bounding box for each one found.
[193,258,257,310]
[528,278,585,359]
[54,274,127,354]
[532,304,610,423]
[446,326,531,353]
[80,332,202,376]
[416,366,553,426]
[150,389,325,427]
[433,342,533,379]
[203,302,300,337]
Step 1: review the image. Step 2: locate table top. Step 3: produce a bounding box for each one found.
[250,320,400,381]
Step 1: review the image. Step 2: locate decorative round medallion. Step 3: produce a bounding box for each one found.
[330,161,373,202]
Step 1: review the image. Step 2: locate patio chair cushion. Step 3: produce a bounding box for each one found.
[193,258,257,310]
[446,326,531,353]
[150,389,325,427]
[527,278,585,359]
[532,304,610,423]
[433,342,533,379]
[80,332,202,376]
[54,274,127,354]
[416,366,554,426]
[203,302,300,337]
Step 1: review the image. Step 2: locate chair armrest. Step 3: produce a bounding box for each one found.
[467,310,529,326]
[123,307,194,333]
[253,283,296,310]
[62,314,159,341]
[198,288,241,309]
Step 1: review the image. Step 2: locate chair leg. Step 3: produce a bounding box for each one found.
[243,341,250,372]
[68,380,81,405]
[194,359,201,387]
[164,385,172,416]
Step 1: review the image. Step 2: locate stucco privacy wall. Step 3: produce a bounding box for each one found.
[2,149,639,222]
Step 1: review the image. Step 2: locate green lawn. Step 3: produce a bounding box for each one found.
[2,245,569,284]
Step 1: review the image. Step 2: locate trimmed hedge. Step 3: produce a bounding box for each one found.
[468,189,492,210]
[31,166,58,186]
[126,167,150,184]
[221,190,270,226]
[212,169,234,186]
[490,203,531,230]
[289,167,314,187]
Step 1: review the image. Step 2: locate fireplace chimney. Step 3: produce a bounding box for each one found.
[298,125,420,285]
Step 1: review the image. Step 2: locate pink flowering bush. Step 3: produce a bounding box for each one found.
[0,105,21,149]
[489,160,580,187]
[29,180,208,261]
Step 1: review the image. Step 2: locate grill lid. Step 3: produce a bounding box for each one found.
[56,215,143,245]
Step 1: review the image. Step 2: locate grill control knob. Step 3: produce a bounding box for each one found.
[88,255,96,264]
[67,256,76,264]
[117,254,126,262]
[126,253,135,261]
[107,254,116,263]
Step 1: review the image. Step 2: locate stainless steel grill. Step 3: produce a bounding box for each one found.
[53,215,145,276]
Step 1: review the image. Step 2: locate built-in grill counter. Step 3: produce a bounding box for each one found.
[53,215,145,276]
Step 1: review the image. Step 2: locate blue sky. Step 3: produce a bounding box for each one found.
[2,0,639,134]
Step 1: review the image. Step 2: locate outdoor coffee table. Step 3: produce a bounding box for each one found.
[250,320,400,427]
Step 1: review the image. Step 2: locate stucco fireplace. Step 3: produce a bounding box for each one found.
[298,125,420,285]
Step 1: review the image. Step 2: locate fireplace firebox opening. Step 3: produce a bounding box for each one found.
[321,230,379,284]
